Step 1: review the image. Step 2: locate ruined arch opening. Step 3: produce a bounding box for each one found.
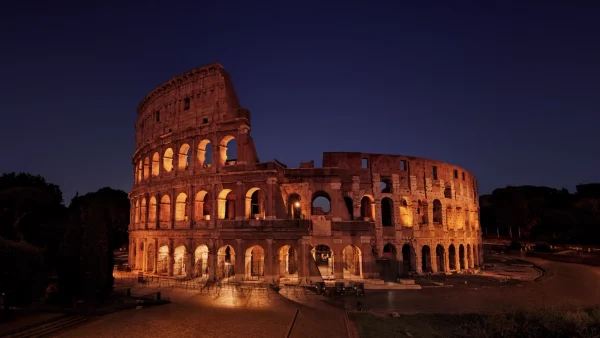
[143,157,150,180]
[401,244,416,275]
[149,197,157,223]
[381,243,398,281]
[436,244,445,272]
[312,244,333,278]
[278,245,298,279]
[152,152,160,176]
[175,193,188,221]
[194,190,211,221]
[380,177,393,193]
[218,189,236,220]
[360,195,374,221]
[173,245,187,276]
[197,139,213,167]
[217,245,235,280]
[245,245,265,279]
[399,198,412,227]
[178,143,191,170]
[417,200,428,224]
[146,243,155,272]
[444,182,452,198]
[220,135,237,166]
[459,244,465,270]
[245,187,264,219]
[421,245,432,272]
[157,245,169,274]
[343,245,362,279]
[287,193,302,219]
[159,194,171,225]
[343,196,354,220]
[432,199,442,225]
[449,244,457,270]
[311,191,331,216]
[381,197,394,227]
[194,244,209,278]
[163,148,174,172]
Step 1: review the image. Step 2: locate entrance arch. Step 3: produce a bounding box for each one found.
[218,189,236,220]
[157,245,169,274]
[173,245,187,276]
[278,245,298,281]
[245,245,265,280]
[421,245,432,272]
[360,195,374,221]
[146,243,155,272]
[381,197,394,226]
[194,245,209,278]
[402,243,416,275]
[311,244,334,279]
[381,243,398,281]
[217,245,235,280]
[342,245,362,279]
[459,244,465,270]
[436,244,445,272]
[245,187,264,219]
[287,193,302,219]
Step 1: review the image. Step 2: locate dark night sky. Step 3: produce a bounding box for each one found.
[1,1,598,204]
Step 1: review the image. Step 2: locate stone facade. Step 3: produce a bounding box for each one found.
[128,63,483,283]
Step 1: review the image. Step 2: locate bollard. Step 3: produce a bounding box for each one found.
[156,291,161,300]
[126,288,131,297]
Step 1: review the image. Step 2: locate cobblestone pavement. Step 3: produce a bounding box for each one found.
[55,284,347,338]
[344,257,600,314]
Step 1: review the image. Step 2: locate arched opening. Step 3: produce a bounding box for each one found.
[444,182,452,198]
[311,244,333,279]
[220,135,237,166]
[432,199,442,225]
[217,245,235,280]
[194,190,211,221]
[467,244,472,268]
[360,195,374,221]
[422,245,432,272]
[146,243,155,272]
[151,152,160,176]
[399,198,412,226]
[157,245,169,274]
[178,144,191,170]
[381,197,394,226]
[456,207,464,229]
[287,193,302,219]
[449,244,457,270]
[245,245,265,280]
[194,245,209,278]
[149,197,157,223]
[163,148,174,172]
[418,200,428,224]
[436,244,445,272]
[278,245,298,281]
[175,193,187,221]
[218,189,236,220]
[143,157,149,180]
[245,187,264,219]
[343,196,354,220]
[380,177,393,193]
[459,244,465,270]
[402,243,415,275]
[159,194,171,225]
[134,200,140,224]
[197,139,213,167]
[140,198,147,223]
[311,191,331,216]
[173,245,187,276]
[381,243,398,281]
[343,245,362,279]
[137,161,142,183]
[446,206,454,229]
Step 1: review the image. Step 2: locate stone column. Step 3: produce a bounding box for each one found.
[235,239,244,281]
[265,239,274,282]
[469,244,475,269]
[299,237,309,284]
[333,243,344,280]
[142,238,148,272]
[455,247,461,272]
[415,244,423,274]
[171,188,176,229]
[154,193,160,229]
[168,238,174,276]
[190,136,197,174]
[266,178,276,220]
[444,246,450,273]
[208,239,216,281]
[462,246,468,270]
[153,238,159,273]
[431,247,438,273]
[189,185,195,228]
[236,181,244,220]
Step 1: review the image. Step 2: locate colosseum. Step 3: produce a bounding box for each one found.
[128,63,483,284]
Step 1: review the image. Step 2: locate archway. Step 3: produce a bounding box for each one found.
[245,187,264,219]
[175,193,187,221]
[467,244,472,268]
[143,157,149,180]
[278,245,298,281]
[446,206,454,229]
[436,244,445,272]
[399,198,412,226]
[245,245,265,280]
[134,200,140,224]
[217,245,235,280]
[360,195,374,221]
[140,198,147,223]
[178,144,191,170]
[287,193,302,219]
[151,152,160,176]
[219,135,237,166]
[459,244,465,270]
[157,245,169,274]
[311,244,333,278]
[197,139,212,167]
[381,197,394,226]
[218,189,236,220]
[421,245,432,272]
[149,197,157,223]
[173,245,187,276]
[311,191,331,216]
[401,244,415,275]
[449,244,457,270]
[146,243,155,272]
[163,148,174,172]
[342,245,362,279]
[194,245,209,278]
[194,190,211,221]
[343,196,354,220]
[159,194,170,225]
[432,199,442,225]
[381,243,398,281]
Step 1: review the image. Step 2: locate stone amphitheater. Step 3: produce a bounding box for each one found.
[128,63,483,283]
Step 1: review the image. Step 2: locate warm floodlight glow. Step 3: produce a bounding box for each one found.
[294,201,300,208]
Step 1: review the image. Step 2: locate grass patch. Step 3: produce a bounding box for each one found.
[350,305,600,338]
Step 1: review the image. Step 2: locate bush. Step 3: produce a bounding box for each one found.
[534,242,553,253]
[506,241,522,251]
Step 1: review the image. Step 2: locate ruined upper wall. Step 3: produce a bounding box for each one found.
[134,63,250,148]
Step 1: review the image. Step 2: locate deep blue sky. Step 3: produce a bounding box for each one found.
[1,1,598,204]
